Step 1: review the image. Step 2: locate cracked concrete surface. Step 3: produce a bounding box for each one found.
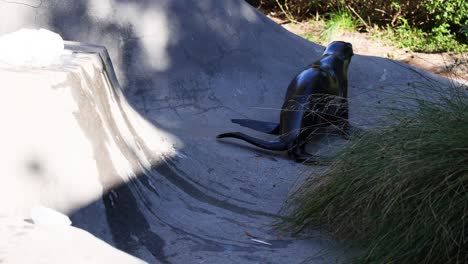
[0,0,449,263]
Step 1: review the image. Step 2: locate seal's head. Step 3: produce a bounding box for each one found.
[323,41,353,60]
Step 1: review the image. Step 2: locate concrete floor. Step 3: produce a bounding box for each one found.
[0,1,446,263]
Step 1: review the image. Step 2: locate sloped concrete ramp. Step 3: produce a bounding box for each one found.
[0,0,445,263]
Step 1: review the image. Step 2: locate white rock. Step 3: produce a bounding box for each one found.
[0,28,66,67]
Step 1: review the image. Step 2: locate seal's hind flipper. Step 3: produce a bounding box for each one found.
[289,144,320,165]
[217,132,286,151]
[231,119,280,134]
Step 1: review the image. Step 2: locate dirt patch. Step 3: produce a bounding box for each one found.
[270,16,467,83]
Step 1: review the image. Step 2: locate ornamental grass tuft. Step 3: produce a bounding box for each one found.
[281,78,468,263]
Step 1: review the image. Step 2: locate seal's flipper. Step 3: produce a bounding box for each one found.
[293,154,319,164]
[231,119,280,134]
[217,132,286,151]
[288,144,319,164]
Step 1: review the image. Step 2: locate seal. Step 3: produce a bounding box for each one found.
[217,41,354,163]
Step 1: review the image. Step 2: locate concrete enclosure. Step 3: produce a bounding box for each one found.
[0,0,444,263]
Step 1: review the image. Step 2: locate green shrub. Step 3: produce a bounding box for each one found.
[424,0,467,30]
[320,11,358,41]
[375,19,468,53]
[280,79,468,263]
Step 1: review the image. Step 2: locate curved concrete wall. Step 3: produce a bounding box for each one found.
[0,1,444,263]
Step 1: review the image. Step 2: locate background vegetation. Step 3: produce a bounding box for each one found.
[247,0,468,52]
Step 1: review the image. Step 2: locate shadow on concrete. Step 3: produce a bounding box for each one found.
[0,0,448,263]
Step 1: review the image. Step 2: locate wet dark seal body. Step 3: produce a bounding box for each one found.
[217,41,354,163]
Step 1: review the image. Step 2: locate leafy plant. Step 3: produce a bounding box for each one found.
[377,20,468,53]
[424,0,467,30]
[320,10,358,41]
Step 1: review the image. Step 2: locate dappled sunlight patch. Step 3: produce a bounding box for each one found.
[87,0,173,72]
[241,2,260,23]
[0,1,38,34]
